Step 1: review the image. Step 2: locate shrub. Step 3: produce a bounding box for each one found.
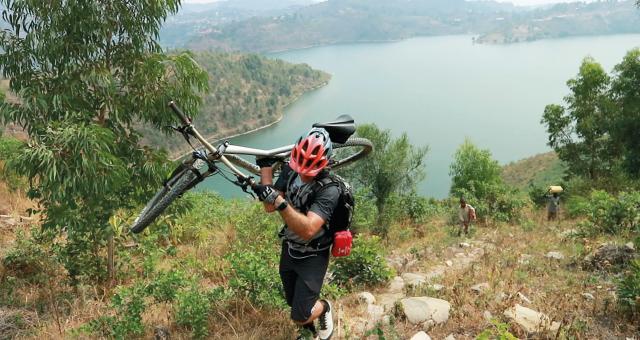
[147,269,187,303]
[2,230,52,282]
[453,184,528,224]
[226,246,286,308]
[175,284,211,339]
[579,190,640,235]
[528,183,549,209]
[109,284,147,339]
[477,319,518,340]
[330,235,393,289]
[617,259,640,316]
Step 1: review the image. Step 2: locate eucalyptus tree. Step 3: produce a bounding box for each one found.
[0,0,208,282]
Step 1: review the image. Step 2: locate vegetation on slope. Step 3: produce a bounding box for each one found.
[502,151,566,190]
[177,0,640,53]
[140,52,330,155]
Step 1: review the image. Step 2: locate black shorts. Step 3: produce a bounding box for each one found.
[279,242,330,322]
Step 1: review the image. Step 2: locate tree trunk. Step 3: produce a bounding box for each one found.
[107,234,114,287]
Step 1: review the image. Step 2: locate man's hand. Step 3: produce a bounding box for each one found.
[252,184,279,204]
[256,156,279,168]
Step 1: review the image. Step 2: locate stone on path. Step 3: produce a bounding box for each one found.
[367,304,384,322]
[459,242,471,248]
[402,273,427,288]
[400,297,450,325]
[388,276,405,293]
[445,260,453,267]
[581,292,595,300]
[483,310,493,321]
[444,335,456,340]
[410,331,431,340]
[471,282,490,293]
[517,292,532,304]
[503,304,560,333]
[357,292,376,305]
[545,251,564,260]
[378,292,405,311]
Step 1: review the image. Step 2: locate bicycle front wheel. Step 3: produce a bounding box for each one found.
[130,159,205,234]
[329,137,373,171]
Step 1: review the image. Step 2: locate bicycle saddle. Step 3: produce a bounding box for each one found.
[312,114,356,144]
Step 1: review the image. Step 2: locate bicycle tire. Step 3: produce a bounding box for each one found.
[224,137,373,175]
[329,137,374,171]
[129,160,203,234]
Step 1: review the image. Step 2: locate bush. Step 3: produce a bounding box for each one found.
[109,284,147,339]
[579,190,640,235]
[2,230,53,282]
[226,246,286,308]
[330,235,393,289]
[453,184,528,224]
[617,259,640,316]
[175,284,211,339]
[147,269,187,303]
[477,319,518,340]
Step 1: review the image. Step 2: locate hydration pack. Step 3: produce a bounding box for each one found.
[283,164,355,255]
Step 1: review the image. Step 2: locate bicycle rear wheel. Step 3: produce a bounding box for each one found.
[130,159,205,234]
[329,137,373,171]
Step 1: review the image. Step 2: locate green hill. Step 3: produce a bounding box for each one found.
[140,52,330,155]
[502,151,566,189]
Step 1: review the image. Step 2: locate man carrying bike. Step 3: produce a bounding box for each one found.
[252,127,337,340]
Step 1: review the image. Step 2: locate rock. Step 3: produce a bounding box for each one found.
[518,254,533,265]
[154,326,170,340]
[545,251,564,260]
[582,243,638,271]
[381,315,391,326]
[445,260,453,267]
[430,284,445,292]
[357,292,376,305]
[559,229,579,239]
[471,282,490,293]
[517,292,532,304]
[483,310,493,321]
[388,276,405,293]
[410,331,432,340]
[459,242,471,248]
[581,293,595,300]
[378,292,405,311]
[367,304,385,322]
[402,273,427,288]
[495,292,508,303]
[503,304,560,333]
[400,297,451,325]
[625,242,635,251]
[444,335,456,340]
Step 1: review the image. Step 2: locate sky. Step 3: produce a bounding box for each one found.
[183,0,587,5]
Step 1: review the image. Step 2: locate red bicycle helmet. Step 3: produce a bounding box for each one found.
[289,128,333,177]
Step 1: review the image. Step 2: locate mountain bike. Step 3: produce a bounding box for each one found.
[130,101,373,233]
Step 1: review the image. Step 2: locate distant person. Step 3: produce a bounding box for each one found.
[458,197,476,236]
[547,192,560,221]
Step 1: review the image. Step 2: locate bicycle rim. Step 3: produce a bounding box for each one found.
[329,137,374,171]
[129,160,203,234]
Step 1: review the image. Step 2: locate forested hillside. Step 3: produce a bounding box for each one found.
[476,1,640,44]
[502,152,566,189]
[141,52,329,155]
[177,0,640,53]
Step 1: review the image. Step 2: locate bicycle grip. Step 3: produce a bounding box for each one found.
[168,101,191,125]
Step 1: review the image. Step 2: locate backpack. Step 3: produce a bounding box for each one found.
[310,173,355,235]
[281,164,355,255]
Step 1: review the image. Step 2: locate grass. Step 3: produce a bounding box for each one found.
[0,188,638,338]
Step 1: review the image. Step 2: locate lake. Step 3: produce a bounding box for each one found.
[200,34,640,198]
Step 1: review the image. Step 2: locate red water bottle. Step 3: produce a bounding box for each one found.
[332,230,353,257]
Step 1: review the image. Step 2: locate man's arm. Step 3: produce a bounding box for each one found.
[260,167,280,213]
[273,195,325,241]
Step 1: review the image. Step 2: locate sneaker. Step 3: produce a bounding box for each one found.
[296,328,318,340]
[318,300,334,340]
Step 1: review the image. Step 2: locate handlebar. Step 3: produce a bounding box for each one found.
[168,101,191,125]
[167,100,257,191]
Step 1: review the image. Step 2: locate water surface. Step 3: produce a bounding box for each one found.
[201,34,640,198]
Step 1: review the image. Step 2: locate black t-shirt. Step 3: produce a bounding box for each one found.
[274,166,340,244]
